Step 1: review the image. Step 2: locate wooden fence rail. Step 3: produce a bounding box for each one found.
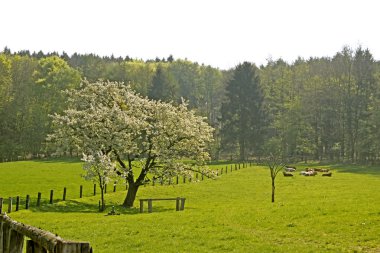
[0,213,92,253]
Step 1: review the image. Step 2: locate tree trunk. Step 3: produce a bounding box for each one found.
[123,182,139,208]
[100,185,105,212]
[271,178,275,203]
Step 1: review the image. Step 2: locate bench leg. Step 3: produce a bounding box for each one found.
[180,198,186,211]
[148,199,153,213]
[176,198,180,211]
[139,200,144,213]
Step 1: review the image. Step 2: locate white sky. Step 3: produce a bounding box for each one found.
[1,0,379,69]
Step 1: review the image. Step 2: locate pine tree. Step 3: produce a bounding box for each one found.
[220,62,266,160]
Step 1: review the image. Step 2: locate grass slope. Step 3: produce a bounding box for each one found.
[1,160,379,252]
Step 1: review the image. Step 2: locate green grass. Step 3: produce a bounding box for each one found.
[1,160,380,252]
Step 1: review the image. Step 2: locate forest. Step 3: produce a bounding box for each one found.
[0,46,379,164]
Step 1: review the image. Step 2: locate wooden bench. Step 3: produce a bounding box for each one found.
[139,197,186,213]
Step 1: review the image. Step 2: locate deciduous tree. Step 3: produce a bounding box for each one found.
[48,80,215,208]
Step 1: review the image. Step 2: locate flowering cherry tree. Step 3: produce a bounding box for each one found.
[82,152,116,211]
[48,80,214,208]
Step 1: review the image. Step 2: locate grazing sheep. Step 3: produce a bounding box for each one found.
[322,172,332,177]
[283,171,294,177]
[300,170,317,176]
[285,168,296,172]
[285,166,296,172]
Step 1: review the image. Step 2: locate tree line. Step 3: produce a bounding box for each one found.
[1,46,379,164]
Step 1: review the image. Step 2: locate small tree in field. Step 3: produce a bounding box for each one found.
[48,80,215,208]
[267,154,286,203]
[82,152,116,211]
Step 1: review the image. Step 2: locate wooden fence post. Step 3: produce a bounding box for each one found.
[180,198,186,211]
[63,187,67,201]
[26,240,45,253]
[176,197,180,211]
[26,195,30,210]
[183,176,186,184]
[8,197,12,213]
[148,199,153,213]
[93,184,96,196]
[139,200,144,213]
[50,190,54,204]
[0,197,3,213]
[37,192,41,207]
[9,229,24,253]
[113,181,117,192]
[176,176,179,184]
[80,185,83,198]
[16,196,20,211]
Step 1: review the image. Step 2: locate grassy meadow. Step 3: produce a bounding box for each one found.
[0,160,379,252]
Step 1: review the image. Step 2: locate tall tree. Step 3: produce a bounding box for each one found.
[49,80,215,208]
[220,62,266,160]
[148,64,178,102]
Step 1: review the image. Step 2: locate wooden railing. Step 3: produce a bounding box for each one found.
[0,213,92,253]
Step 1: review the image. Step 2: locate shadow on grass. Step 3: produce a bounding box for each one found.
[32,157,81,164]
[28,200,141,215]
[329,164,380,176]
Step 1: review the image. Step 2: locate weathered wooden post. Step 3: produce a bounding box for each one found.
[93,184,96,196]
[50,190,54,204]
[183,176,186,184]
[63,187,67,201]
[0,197,3,213]
[176,175,179,184]
[113,181,117,192]
[9,229,24,252]
[37,192,41,207]
[148,199,153,213]
[26,240,45,253]
[8,197,12,213]
[176,197,180,211]
[16,196,20,211]
[139,200,144,213]
[80,185,83,198]
[180,198,186,211]
[26,195,30,210]
[225,166,228,174]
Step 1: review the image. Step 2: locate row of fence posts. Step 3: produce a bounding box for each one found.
[0,163,251,214]
[151,162,251,186]
[0,181,121,214]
